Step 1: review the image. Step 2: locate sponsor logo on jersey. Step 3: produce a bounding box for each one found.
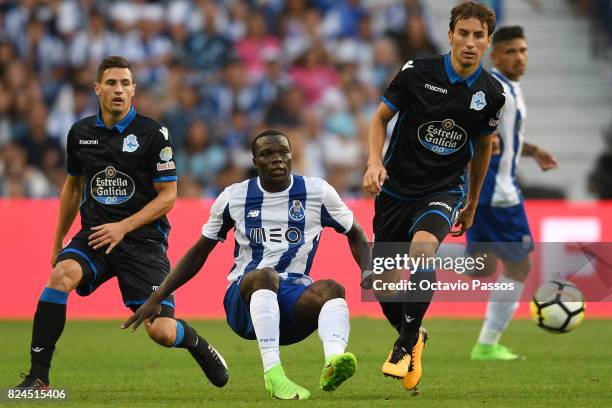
[289,200,305,221]
[424,83,448,94]
[156,161,176,171]
[159,146,173,161]
[79,139,98,145]
[428,201,452,211]
[90,166,135,205]
[248,226,302,244]
[247,209,260,218]
[122,134,139,152]
[470,91,487,111]
[417,119,468,155]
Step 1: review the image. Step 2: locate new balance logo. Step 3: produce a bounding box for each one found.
[404,315,415,323]
[32,347,44,353]
[247,210,260,218]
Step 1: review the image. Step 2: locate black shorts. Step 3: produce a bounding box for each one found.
[55,229,175,317]
[373,190,465,243]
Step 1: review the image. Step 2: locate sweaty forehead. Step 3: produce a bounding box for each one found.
[255,135,290,152]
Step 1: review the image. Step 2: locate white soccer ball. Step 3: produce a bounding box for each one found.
[530,280,586,333]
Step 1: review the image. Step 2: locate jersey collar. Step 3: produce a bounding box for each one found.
[444,52,483,88]
[95,106,136,133]
[257,174,294,195]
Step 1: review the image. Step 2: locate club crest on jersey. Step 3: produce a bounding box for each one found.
[122,134,139,152]
[289,200,305,221]
[470,91,486,111]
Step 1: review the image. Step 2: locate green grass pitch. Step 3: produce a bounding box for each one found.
[1,318,611,407]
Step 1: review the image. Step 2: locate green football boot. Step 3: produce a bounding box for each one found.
[471,343,522,361]
[320,352,357,391]
[264,364,311,400]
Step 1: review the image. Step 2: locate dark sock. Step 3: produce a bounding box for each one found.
[396,269,436,350]
[30,288,69,384]
[172,319,199,349]
[379,301,403,334]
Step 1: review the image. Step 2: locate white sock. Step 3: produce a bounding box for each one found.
[478,275,524,345]
[318,298,350,361]
[250,289,281,372]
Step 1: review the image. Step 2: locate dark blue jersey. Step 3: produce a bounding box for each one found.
[66,107,177,248]
[381,53,505,198]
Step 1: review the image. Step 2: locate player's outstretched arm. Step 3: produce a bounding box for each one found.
[522,142,559,171]
[88,180,177,254]
[452,133,494,237]
[52,175,83,266]
[345,220,373,287]
[122,236,218,331]
[363,103,395,196]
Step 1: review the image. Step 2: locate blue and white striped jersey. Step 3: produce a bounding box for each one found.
[479,68,527,207]
[202,175,354,284]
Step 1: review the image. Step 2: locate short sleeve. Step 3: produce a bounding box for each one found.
[148,125,178,183]
[202,188,234,242]
[479,90,506,136]
[320,180,354,234]
[381,61,415,112]
[66,127,82,176]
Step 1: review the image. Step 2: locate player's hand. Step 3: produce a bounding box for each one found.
[533,148,559,171]
[451,206,476,237]
[360,270,374,290]
[121,298,162,332]
[88,222,129,254]
[491,134,501,155]
[363,160,387,196]
[51,242,63,267]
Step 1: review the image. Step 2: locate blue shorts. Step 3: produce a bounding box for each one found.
[223,278,315,346]
[466,203,534,262]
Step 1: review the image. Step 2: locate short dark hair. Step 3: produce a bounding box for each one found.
[449,1,496,37]
[251,130,291,156]
[492,25,525,46]
[96,56,133,83]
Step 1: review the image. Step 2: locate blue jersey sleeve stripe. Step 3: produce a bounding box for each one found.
[153,176,178,183]
[321,205,346,233]
[217,204,235,241]
[380,96,398,112]
[275,175,307,273]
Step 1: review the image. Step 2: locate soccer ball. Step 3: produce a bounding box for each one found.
[530,280,586,333]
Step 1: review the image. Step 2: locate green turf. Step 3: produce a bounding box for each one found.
[1,318,611,407]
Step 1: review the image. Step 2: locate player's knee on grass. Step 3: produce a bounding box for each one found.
[503,255,531,283]
[240,267,280,305]
[47,259,83,292]
[146,317,176,347]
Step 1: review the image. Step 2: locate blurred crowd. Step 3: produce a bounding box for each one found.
[0,0,442,198]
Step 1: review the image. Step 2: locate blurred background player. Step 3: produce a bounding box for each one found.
[467,25,559,361]
[16,56,228,389]
[362,1,504,391]
[123,130,370,400]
